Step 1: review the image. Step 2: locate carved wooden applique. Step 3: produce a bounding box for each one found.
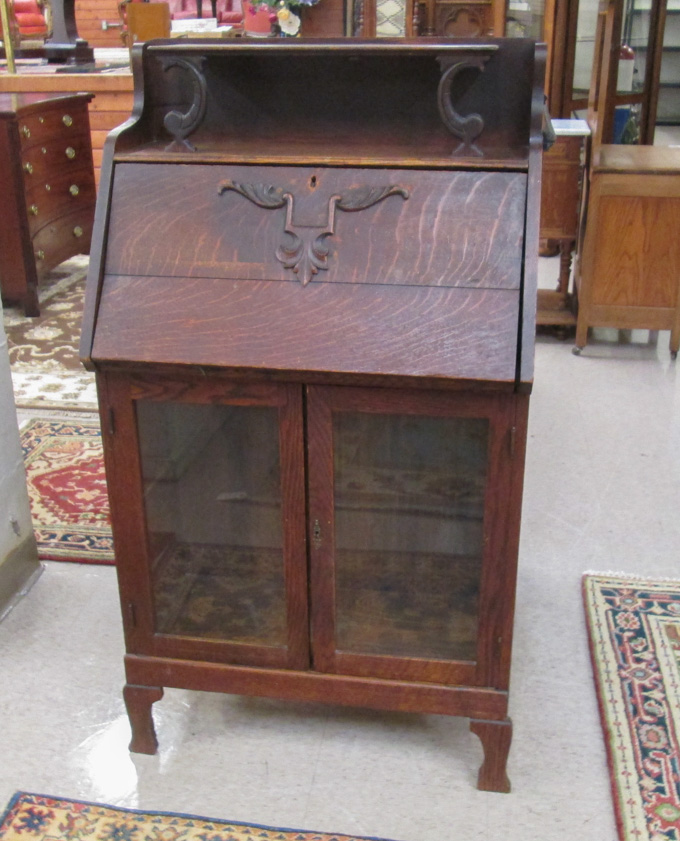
[436,52,493,156]
[160,56,208,152]
[217,180,409,285]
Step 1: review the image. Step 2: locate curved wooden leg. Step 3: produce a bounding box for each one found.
[123,683,163,754]
[470,718,512,793]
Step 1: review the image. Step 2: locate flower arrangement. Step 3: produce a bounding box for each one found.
[244,0,320,36]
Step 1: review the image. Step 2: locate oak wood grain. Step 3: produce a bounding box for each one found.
[104,163,526,290]
[125,654,510,720]
[91,276,520,384]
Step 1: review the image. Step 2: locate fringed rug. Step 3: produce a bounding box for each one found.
[583,574,680,840]
[21,418,113,565]
[3,255,98,410]
[0,793,396,841]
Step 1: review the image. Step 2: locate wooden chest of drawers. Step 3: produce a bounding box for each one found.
[0,92,96,316]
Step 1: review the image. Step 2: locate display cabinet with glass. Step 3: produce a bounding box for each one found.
[81,37,544,793]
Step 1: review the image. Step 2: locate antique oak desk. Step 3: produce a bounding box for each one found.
[81,38,544,792]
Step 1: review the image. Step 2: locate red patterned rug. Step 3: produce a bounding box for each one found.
[0,793,396,841]
[20,418,114,564]
[583,574,680,840]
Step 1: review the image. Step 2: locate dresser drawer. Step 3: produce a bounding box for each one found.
[21,132,93,182]
[33,206,93,275]
[18,103,89,150]
[25,168,96,235]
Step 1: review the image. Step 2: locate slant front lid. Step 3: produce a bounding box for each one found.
[91,162,527,384]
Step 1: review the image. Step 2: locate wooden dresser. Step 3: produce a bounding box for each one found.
[0,92,96,316]
[81,37,544,792]
[574,145,680,357]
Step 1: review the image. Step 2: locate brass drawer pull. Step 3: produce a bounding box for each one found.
[41,147,47,155]
[69,184,80,196]
[38,116,45,124]
[73,225,84,238]
[23,162,33,175]
[21,125,30,139]
[65,147,76,159]
[29,204,39,216]
[62,114,73,127]
[36,249,45,261]
[45,184,51,192]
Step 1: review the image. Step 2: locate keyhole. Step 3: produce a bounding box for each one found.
[310,175,317,189]
[312,519,322,548]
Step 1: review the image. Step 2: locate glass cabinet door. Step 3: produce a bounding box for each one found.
[116,379,308,670]
[306,385,515,686]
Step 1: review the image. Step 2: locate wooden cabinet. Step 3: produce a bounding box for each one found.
[537,118,590,327]
[574,145,680,356]
[81,37,544,792]
[0,92,96,316]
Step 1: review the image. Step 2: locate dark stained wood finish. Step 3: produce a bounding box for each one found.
[306,385,521,689]
[0,92,95,315]
[123,684,164,754]
[470,717,512,792]
[100,371,310,670]
[105,164,527,289]
[125,655,510,720]
[83,38,544,792]
[92,277,520,384]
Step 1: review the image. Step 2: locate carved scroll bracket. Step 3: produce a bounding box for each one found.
[160,56,208,152]
[436,53,491,157]
[217,181,409,285]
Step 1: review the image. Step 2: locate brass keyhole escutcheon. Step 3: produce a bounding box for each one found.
[65,147,76,159]
[21,125,30,138]
[23,162,33,175]
[36,249,45,261]
[29,204,39,216]
[62,114,73,127]
[73,225,83,238]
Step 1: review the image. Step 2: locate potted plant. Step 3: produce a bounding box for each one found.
[241,0,320,36]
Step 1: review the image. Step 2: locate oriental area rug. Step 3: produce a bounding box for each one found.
[20,418,113,565]
[3,255,98,410]
[583,574,680,841]
[0,793,396,841]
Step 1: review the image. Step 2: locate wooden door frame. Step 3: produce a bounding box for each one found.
[99,370,310,671]
[305,384,520,690]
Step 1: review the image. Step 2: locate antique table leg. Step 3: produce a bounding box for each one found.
[470,718,512,793]
[557,240,574,295]
[123,683,163,754]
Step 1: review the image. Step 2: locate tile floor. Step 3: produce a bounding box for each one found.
[2,259,680,840]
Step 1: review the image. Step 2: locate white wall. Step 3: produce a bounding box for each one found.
[0,314,40,619]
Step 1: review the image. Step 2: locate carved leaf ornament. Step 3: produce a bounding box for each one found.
[217,180,409,285]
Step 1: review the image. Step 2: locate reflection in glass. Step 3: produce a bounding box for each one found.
[506,0,546,40]
[333,411,488,662]
[136,401,286,646]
